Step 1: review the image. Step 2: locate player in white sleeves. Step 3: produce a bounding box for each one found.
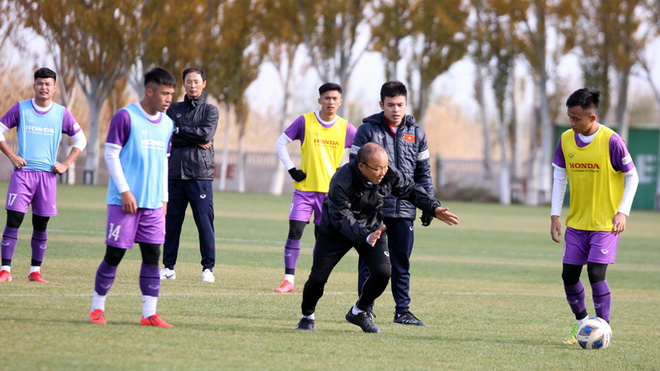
[89,67,175,327]
[0,67,86,283]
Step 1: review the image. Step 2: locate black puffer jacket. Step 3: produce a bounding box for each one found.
[166,95,219,180]
[321,160,440,245]
[350,113,434,219]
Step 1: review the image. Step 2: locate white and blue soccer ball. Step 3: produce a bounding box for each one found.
[577,317,612,349]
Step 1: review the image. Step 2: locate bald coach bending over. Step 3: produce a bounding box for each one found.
[296,142,459,333]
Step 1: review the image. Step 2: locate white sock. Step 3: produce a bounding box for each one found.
[91,291,107,312]
[1,265,10,272]
[301,313,315,320]
[284,274,295,284]
[352,305,364,315]
[142,295,158,318]
[30,266,41,273]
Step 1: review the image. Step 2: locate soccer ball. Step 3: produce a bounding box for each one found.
[577,317,612,349]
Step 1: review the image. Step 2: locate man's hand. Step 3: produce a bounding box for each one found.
[121,191,138,214]
[52,162,69,175]
[550,215,562,243]
[10,155,27,169]
[420,212,434,227]
[367,225,387,246]
[196,142,212,150]
[611,212,627,235]
[288,167,307,182]
[433,207,459,226]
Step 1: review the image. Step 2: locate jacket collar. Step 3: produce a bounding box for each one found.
[184,94,204,108]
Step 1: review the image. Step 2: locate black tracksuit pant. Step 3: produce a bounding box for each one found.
[163,179,216,270]
[301,225,391,316]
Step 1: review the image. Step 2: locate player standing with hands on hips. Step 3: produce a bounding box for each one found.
[0,67,87,283]
[296,143,458,333]
[89,67,175,327]
[273,83,356,293]
[550,88,638,344]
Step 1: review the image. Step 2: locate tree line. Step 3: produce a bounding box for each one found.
[1,0,658,204]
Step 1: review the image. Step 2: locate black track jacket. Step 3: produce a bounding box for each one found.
[321,160,440,245]
[350,113,434,220]
[166,95,219,180]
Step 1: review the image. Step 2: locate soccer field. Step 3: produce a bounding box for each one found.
[0,182,658,370]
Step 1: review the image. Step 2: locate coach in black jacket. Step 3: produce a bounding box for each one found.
[350,81,434,326]
[297,143,458,333]
[160,67,219,283]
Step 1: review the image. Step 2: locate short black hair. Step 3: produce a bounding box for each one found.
[380,80,407,102]
[34,67,56,82]
[566,88,600,110]
[182,67,206,82]
[319,82,342,96]
[144,67,176,88]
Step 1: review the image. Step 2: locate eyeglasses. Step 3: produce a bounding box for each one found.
[361,162,388,173]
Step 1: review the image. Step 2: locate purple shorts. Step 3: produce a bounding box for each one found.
[105,205,165,249]
[5,169,57,216]
[289,190,327,226]
[562,227,620,265]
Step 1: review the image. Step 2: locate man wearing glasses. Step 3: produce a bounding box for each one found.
[296,143,458,333]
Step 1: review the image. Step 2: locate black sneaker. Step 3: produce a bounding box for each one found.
[297,317,314,331]
[393,311,426,326]
[345,308,381,333]
[366,310,376,320]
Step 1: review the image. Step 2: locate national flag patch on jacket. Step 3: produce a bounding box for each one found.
[403,134,415,142]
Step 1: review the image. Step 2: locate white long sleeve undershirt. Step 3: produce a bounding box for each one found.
[104,143,129,194]
[275,133,295,170]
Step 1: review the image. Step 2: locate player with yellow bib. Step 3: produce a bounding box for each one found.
[550,88,639,344]
[274,83,356,293]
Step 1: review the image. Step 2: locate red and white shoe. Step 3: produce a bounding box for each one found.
[27,271,48,283]
[0,269,12,282]
[90,309,107,324]
[140,314,174,327]
[274,279,295,293]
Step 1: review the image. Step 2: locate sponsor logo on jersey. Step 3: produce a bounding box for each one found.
[141,138,167,149]
[313,138,340,146]
[26,125,55,134]
[569,162,600,170]
[404,134,415,142]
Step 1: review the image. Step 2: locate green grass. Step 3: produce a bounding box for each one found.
[0,182,659,370]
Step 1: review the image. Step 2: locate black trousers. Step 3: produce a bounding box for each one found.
[301,226,391,316]
[163,179,216,270]
[358,217,414,314]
